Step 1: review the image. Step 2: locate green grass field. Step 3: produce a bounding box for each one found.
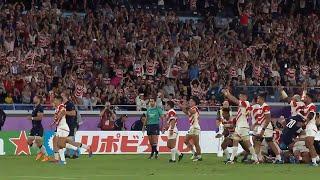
[0,154,319,180]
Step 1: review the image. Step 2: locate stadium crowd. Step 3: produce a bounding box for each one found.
[0,0,320,110]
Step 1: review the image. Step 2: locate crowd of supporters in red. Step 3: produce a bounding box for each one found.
[0,0,320,110]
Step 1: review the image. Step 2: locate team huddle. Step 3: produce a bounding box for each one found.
[217,88,320,166]
[26,92,93,165]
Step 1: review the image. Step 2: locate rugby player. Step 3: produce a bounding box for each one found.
[52,95,69,165]
[222,89,258,164]
[254,93,283,164]
[292,131,310,164]
[165,101,183,162]
[61,91,92,158]
[178,96,202,162]
[302,93,319,166]
[278,115,304,151]
[216,101,249,162]
[279,87,305,116]
[27,95,49,161]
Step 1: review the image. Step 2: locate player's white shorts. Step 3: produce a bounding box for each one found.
[306,124,317,137]
[233,126,250,141]
[293,141,309,153]
[56,127,70,138]
[167,128,178,140]
[187,125,201,136]
[253,123,273,138]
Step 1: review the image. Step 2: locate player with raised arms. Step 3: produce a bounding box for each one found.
[177,96,202,162]
[165,100,183,163]
[279,86,305,116]
[222,89,258,164]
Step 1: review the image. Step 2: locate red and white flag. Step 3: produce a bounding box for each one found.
[166,65,180,78]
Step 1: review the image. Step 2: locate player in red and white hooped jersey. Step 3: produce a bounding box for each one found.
[52,95,69,165]
[177,96,202,162]
[165,101,183,163]
[250,98,265,162]
[255,93,283,164]
[222,89,258,164]
[302,92,319,166]
[279,87,305,116]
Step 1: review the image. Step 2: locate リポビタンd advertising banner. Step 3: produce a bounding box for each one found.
[75,131,219,154]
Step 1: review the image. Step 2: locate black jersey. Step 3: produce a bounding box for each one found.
[31,104,44,128]
[280,115,304,147]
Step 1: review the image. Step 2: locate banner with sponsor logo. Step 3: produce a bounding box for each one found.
[0,131,38,156]
[75,131,220,154]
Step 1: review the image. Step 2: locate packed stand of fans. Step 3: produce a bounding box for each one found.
[0,0,320,111]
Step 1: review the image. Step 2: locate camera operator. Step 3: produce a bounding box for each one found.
[99,102,116,131]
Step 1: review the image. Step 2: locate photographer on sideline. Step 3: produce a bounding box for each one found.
[98,102,116,131]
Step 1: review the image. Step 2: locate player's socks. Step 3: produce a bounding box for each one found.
[316,155,320,162]
[149,145,155,159]
[152,144,158,158]
[59,148,66,163]
[175,149,181,156]
[191,148,195,155]
[230,146,238,161]
[275,155,282,161]
[171,148,176,161]
[54,151,60,161]
[312,158,317,164]
[223,149,230,159]
[249,147,258,162]
[66,143,78,150]
[39,145,48,156]
[80,143,89,149]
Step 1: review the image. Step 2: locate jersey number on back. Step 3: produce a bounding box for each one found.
[286,119,296,128]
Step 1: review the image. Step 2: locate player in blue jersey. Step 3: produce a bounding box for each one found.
[278,114,305,151]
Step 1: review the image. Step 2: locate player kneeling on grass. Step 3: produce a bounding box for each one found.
[216,110,250,162]
[164,101,183,163]
[27,95,49,162]
[292,131,311,164]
